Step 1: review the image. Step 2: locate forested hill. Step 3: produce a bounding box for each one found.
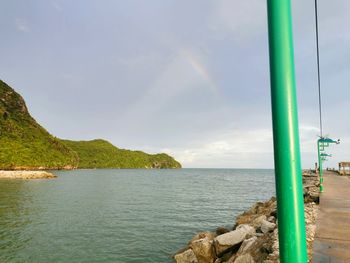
[62,139,181,169]
[0,80,181,170]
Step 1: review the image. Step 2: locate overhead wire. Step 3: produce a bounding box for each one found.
[314,0,323,138]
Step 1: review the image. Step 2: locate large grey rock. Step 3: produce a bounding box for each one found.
[191,237,215,263]
[237,236,257,254]
[261,220,276,234]
[175,249,198,263]
[214,224,255,255]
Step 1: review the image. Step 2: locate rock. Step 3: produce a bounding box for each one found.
[228,233,274,263]
[235,198,277,227]
[174,232,216,263]
[252,215,267,228]
[267,216,275,223]
[237,236,257,254]
[0,170,57,179]
[214,225,255,255]
[260,220,276,234]
[303,172,320,204]
[216,227,230,235]
[191,237,215,263]
[233,254,255,263]
[190,232,216,244]
[304,202,318,261]
[175,249,198,263]
[174,171,320,263]
[264,229,279,262]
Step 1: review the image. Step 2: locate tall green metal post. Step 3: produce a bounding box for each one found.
[317,139,324,192]
[317,137,340,192]
[266,1,308,262]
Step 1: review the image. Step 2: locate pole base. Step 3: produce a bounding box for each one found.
[320,184,324,193]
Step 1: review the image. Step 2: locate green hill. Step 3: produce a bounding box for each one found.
[0,80,181,170]
[62,139,181,169]
[0,80,79,170]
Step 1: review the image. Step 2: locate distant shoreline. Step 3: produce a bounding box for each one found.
[0,167,184,179]
[0,170,57,179]
[1,167,181,172]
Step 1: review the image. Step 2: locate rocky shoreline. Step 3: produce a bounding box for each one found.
[174,171,319,263]
[0,170,57,179]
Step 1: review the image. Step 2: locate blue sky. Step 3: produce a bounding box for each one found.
[1,0,349,168]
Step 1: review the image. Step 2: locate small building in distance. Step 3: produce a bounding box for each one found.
[339,162,350,175]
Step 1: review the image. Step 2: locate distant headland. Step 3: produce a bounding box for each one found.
[0,80,181,170]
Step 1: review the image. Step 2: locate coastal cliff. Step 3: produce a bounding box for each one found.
[174,171,319,263]
[0,80,181,170]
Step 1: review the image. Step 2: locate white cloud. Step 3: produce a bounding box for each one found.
[162,128,273,168]
[210,0,266,40]
[15,18,30,33]
[51,1,62,11]
[299,124,319,153]
[159,124,328,169]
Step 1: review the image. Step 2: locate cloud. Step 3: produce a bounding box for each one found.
[15,18,30,33]
[209,0,266,41]
[3,0,350,169]
[161,128,274,168]
[159,124,323,169]
[299,125,320,153]
[51,1,62,11]
[121,49,220,120]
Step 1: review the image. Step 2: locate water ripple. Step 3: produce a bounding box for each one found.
[0,169,275,263]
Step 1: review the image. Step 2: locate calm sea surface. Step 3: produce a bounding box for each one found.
[0,169,275,263]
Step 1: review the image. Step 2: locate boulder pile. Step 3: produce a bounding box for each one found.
[173,172,319,263]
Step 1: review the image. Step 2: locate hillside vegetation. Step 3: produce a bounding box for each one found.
[0,80,78,169]
[0,80,181,169]
[62,139,181,169]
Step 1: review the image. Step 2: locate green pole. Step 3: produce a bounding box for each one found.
[266,1,308,262]
[318,139,324,192]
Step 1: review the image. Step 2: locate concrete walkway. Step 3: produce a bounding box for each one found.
[312,171,350,263]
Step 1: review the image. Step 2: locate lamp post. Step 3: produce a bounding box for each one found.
[317,137,340,192]
[266,0,307,262]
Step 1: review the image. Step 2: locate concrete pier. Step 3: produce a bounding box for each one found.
[312,171,350,262]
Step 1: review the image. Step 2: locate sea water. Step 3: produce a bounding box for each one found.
[0,169,275,263]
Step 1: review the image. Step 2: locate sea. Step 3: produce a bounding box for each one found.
[0,169,275,263]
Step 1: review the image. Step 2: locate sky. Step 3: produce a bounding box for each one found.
[1,0,349,168]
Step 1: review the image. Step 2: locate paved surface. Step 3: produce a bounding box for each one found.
[312,171,350,263]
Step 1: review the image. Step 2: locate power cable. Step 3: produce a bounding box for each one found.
[314,0,323,138]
